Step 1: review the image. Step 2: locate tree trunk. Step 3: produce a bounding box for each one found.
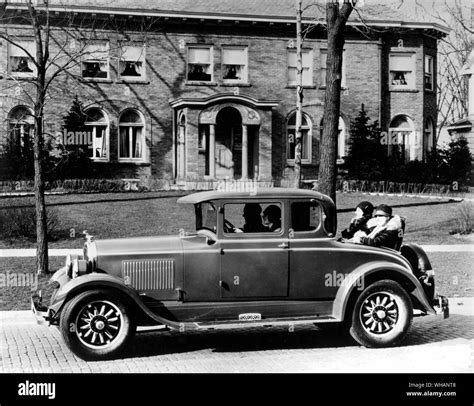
[318,1,353,206]
[34,101,48,275]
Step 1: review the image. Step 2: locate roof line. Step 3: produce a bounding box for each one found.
[6,4,450,36]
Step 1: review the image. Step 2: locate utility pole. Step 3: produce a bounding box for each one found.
[294,0,303,188]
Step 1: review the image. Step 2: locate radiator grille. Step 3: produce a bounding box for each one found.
[122,259,175,290]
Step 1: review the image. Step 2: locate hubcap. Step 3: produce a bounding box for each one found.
[75,301,123,348]
[360,292,399,335]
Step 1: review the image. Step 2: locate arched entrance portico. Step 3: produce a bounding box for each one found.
[200,102,261,180]
[170,93,278,182]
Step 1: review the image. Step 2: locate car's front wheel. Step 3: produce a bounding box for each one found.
[349,280,413,348]
[59,289,136,361]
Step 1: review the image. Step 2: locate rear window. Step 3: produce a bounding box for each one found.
[291,201,321,232]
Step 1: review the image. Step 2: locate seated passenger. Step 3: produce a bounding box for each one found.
[262,205,281,232]
[341,201,374,239]
[355,204,403,250]
[242,203,268,233]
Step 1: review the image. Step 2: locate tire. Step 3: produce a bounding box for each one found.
[349,280,413,348]
[59,289,136,361]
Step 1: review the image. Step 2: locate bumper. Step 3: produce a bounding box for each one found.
[31,293,54,325]
[432,295,449,318]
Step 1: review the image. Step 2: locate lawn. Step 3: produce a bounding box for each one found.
[0,190,472,310]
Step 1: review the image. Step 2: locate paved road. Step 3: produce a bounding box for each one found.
[1,298,473,373]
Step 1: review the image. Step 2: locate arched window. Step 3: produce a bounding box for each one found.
[389,115,416,162]
[85,108,109,161]
[119,110,144,160]
[424,117,434,160]
[7,106,34,157]
[319,116,347,164]
[287,112,312,164]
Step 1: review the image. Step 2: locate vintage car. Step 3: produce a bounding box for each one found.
[32,188,449,360]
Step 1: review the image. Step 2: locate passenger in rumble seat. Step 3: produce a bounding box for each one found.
[353,204,403,250]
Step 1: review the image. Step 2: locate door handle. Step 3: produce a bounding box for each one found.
[278,243,289,249]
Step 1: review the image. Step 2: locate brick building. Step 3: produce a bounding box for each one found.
[0,1,448,186]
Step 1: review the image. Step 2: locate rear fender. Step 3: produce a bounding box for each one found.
[333,261,436,321]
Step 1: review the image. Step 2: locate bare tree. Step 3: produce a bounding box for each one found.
[435,0,472,136]
[0,1,159,273]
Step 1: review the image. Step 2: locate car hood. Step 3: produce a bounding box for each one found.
[94,235,183,257]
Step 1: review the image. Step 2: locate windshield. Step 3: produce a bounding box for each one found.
[195,202,217,233]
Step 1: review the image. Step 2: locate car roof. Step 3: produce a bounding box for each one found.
[177,187,334,205]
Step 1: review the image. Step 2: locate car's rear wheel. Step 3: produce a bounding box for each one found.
[349,280,412,348]
[59,289,136,361]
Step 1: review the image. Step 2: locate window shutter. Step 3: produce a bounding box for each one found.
[188,48,210,64]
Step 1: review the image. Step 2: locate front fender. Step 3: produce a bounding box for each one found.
[332,261,435,321]
[50,273,179,328]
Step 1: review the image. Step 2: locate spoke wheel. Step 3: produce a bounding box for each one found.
[360,292,399,335]
[75,300,123,349]
[60,289,136,361]
[349,280,412,348]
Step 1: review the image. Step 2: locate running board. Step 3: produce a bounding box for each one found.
[165,315,339,331]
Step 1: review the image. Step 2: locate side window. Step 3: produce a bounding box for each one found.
[291,201,321,232]
[223,203,282,234]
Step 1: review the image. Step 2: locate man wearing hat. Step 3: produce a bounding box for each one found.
[341,201,374,239]
[356,204,404,250]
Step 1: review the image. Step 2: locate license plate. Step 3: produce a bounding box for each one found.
[238,313,262,321]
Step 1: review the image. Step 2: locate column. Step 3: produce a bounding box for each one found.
[178,124,186,179]
[241,124,248,180]
[209,124,216,178]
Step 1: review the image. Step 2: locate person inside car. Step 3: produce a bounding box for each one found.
[341,201,374,239]
[242,203,268,233]
[262,205,282,232]
[353,204,403,250]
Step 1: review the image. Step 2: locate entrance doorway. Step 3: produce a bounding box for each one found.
[215,107,242,179]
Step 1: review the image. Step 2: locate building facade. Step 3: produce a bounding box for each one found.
[0,1,448,186]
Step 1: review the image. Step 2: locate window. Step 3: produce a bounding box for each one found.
[85,108,109,161]
[7,106,34,157]
[337,117,347,163]
[287,112,312,164]
[196,202,217,233]
[82,41,109,79]
[424,117,434,160]
[223,203,282,234]
[320,116,348,164]
[291,201,321,232]
[187,46,213,82]
[287,49,313,86]
[389,53,415,89]
[320,49,346,88]
[9,40,36,78]
[222,46,248,83]
[119,110,144,160]
[424,55,434,90]
[119,44,146,81]
[388,115,416,162]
